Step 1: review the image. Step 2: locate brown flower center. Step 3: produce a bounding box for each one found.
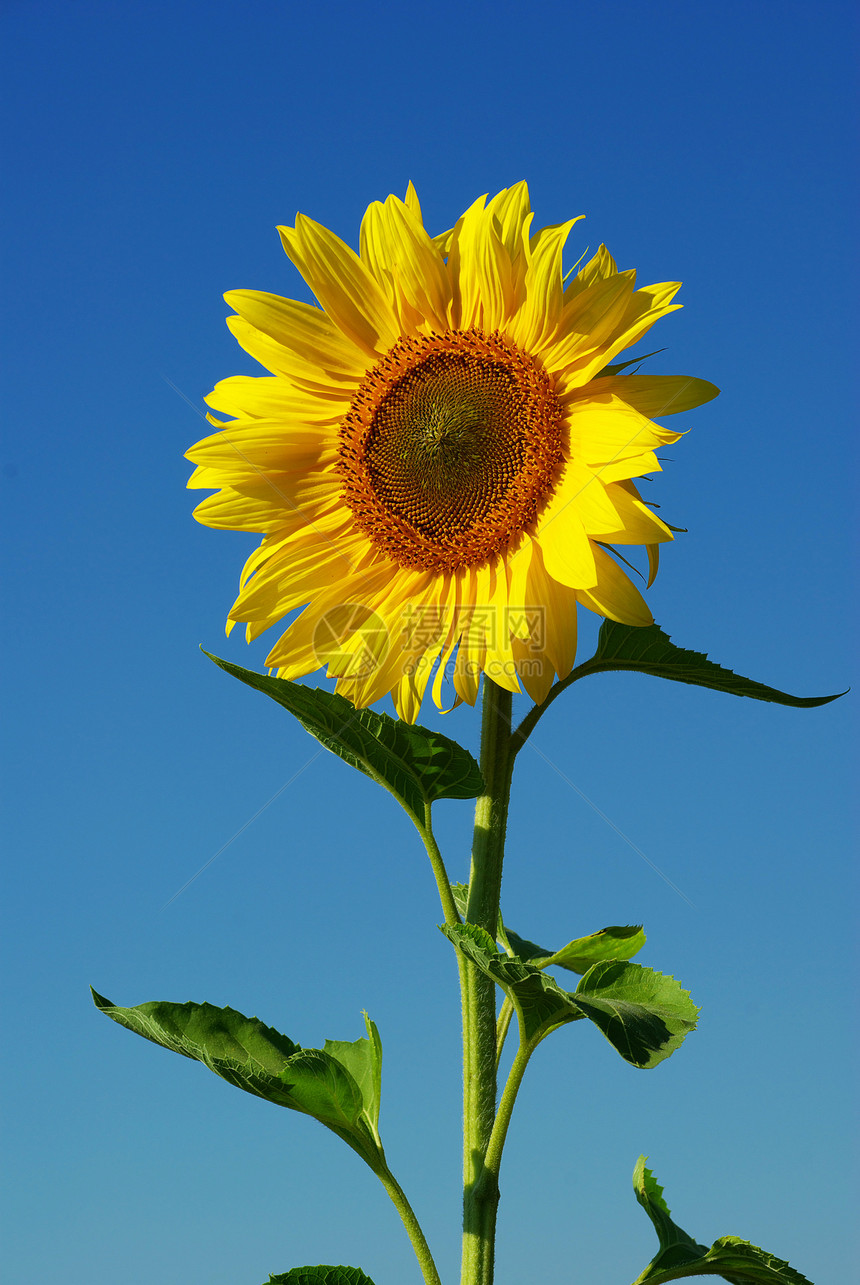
[337,329,565,571]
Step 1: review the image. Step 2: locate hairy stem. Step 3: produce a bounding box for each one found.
[376,1164,444,1285]
[494,999,515,1074]
[419,803,462,927]
[482,1040,533,1186]
[460,679,514,1285]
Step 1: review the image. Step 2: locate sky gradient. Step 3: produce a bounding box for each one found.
[1,2,857,1283]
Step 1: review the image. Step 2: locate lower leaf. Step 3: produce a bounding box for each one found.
[630,1156,813,1284]
[92,989,385,1171]
[266,1269,376,1285]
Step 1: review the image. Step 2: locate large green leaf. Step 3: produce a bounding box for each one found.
[630,1157,813,1284]
[204,652,483,825]
[578,621,842,707]
[92,991,385,1171]
[573,961,698,1068]
[441,925,696,1066]
[505,923,647,974]
[267,1269,376,1285]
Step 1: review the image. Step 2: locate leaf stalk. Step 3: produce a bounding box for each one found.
[376,1164,444,1285]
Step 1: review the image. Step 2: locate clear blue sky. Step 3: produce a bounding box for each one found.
[1,2,856,1283]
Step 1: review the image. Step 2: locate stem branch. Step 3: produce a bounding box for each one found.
[482,1041,533,1183]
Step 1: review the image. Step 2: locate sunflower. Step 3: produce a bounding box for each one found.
[187,183,718,721]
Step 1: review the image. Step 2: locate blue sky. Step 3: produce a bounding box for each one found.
[1,2,856,1283]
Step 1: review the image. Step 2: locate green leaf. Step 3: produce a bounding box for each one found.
[266,1269,376,1285]
[441,921,586,1045]
[323,1012,383,1136]
[451,882,469,919]
[578,621,843,707]
[451,880,502,933]
[453,883,646,976]
[92,990,385,1171]
[441,926,696,1066]
[574,961,698,1068]
[630,1157,813,1284]
[632,1155,708,1271]
[204,652,483,825]
[506,923,647,974]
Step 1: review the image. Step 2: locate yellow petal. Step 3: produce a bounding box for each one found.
[563,393,681,468]
[391,665,432,723]
[510,217,584,351]
[185,421,334,480]
[389,581,455,722]
[554,461,631,537]
[429,570,476,710]
[224,290,368,379]
[506,536,535,632]
[646,542,660,588]
[583,282,683,378]
[231,529,362,623]
[205,375,350,422]
[336,574,440,705]
[529,545,579,680]
[190,463,341,530]
[596,483,674,545]
[191,486,289,532]
[540,271,636,373]
[577,546,652,625]
[403,180,422,222]
[278,213,401,357]
[361,196,451,332]
[512,635,555,704]
[488,182,532,261]
[237,524,327,592]
[566,244,619,295]
[534,471,599,590]
[226,316,359,393]
[264,556,390,673]
[472,563,521,694]
[449,196,518,330]
[588,373,719,417]
[589,451,663,485]
[452,644,482,706]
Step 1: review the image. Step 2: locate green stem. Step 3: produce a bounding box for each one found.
[418,803,461,926]
[494,999,514,1074]
[482,1041,533,1185]
[461,679,514,1285]
[467,680,514,932]
[376,1164,444,1285]
[510,659,598,761]
[386,811,463,1283]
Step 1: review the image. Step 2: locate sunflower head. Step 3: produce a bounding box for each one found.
[187,182,718,721]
